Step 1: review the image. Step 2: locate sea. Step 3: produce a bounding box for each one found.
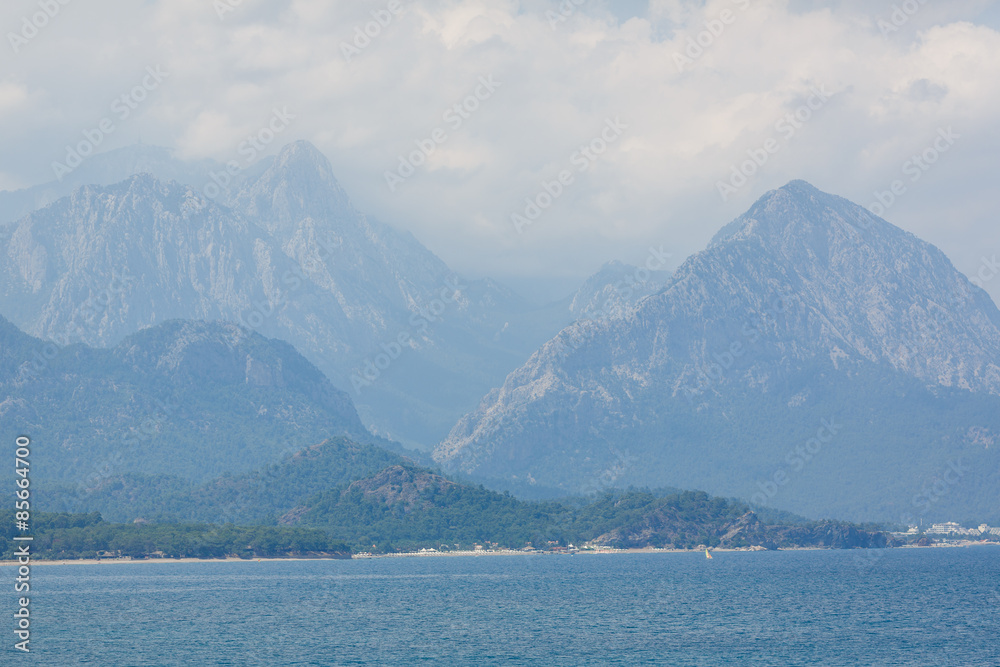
[4,546,999,666]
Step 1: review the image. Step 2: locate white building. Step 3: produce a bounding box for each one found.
[925,522,1000,536]
[927,522,966,535]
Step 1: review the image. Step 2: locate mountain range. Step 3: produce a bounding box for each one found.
[434,181,1000,523]
[3,142,998,526]
[0,142,665,447]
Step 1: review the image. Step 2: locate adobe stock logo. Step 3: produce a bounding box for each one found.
[547,0,588,30]
[866,127,959,218]
[876,0,930,38]
[680,290,794,403]
[673,0,752,72]
[8,0,72,55]
[969,255,1000,290]
[202,107,296,200]
[717,86,831,202]
[553,245,672,361]
[384,76,501,192]
[51,66,169,181]
[214,0,244,20]
[749,417,842,508]
[511,117,627,234]
[350,275,466,393]
[340,1,407,62]
[909,459,970,515]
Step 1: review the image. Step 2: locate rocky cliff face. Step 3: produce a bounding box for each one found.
[0,142,564,447]
[434,181,1000,522]
[1,173,351,350]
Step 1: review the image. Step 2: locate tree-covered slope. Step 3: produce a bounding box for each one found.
[43,437,408,524]
[0,511,351,560]
[35,432,893,554]
[0,316,375,483]
[286,466,891,552]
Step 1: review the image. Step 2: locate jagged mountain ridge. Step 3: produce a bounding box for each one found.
[433,181,1000,522]
[0,174,361,348]
[0,144,233,226]
[0,141,679,447]
[0,142,570,447]
[567,259,672,320]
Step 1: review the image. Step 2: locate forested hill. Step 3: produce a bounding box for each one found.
[0,316,377,484]
[0,511,351,560]
[34,436,894,556]
[42,437,408,525]
[288,472,892,552]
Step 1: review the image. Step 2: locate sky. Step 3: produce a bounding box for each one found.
[1,0,999,303]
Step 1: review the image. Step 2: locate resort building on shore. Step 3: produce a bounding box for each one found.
[924,522,1000,536]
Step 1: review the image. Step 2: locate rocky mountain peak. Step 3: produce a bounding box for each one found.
[234,140,353,235]
[692,180,1000,387]
[432,182,1000,521]
[710,179,892,252]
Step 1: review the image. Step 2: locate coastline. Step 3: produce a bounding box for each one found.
[0,546,784,566]
[0,547,776,566]
[0,556,345,567]
[3,540,996,566]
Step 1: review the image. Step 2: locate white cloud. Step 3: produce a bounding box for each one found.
[0,80,29,111]
[1,0,998,304]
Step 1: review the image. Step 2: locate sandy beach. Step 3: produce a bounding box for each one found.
[0,547,718,566]
[2,539,995,567]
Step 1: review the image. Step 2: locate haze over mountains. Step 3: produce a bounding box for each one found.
[0,142,661,447]
[0,144,224,226]
[2,143,998,526]
[2,313,882,552]
[435,181,1000,523]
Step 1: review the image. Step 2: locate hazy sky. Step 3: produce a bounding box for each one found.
[2,0,999,302]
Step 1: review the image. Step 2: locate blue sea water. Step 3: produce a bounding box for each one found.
[3,547,1000,666]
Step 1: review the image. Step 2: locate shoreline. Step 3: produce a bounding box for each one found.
[3,540,996,566]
